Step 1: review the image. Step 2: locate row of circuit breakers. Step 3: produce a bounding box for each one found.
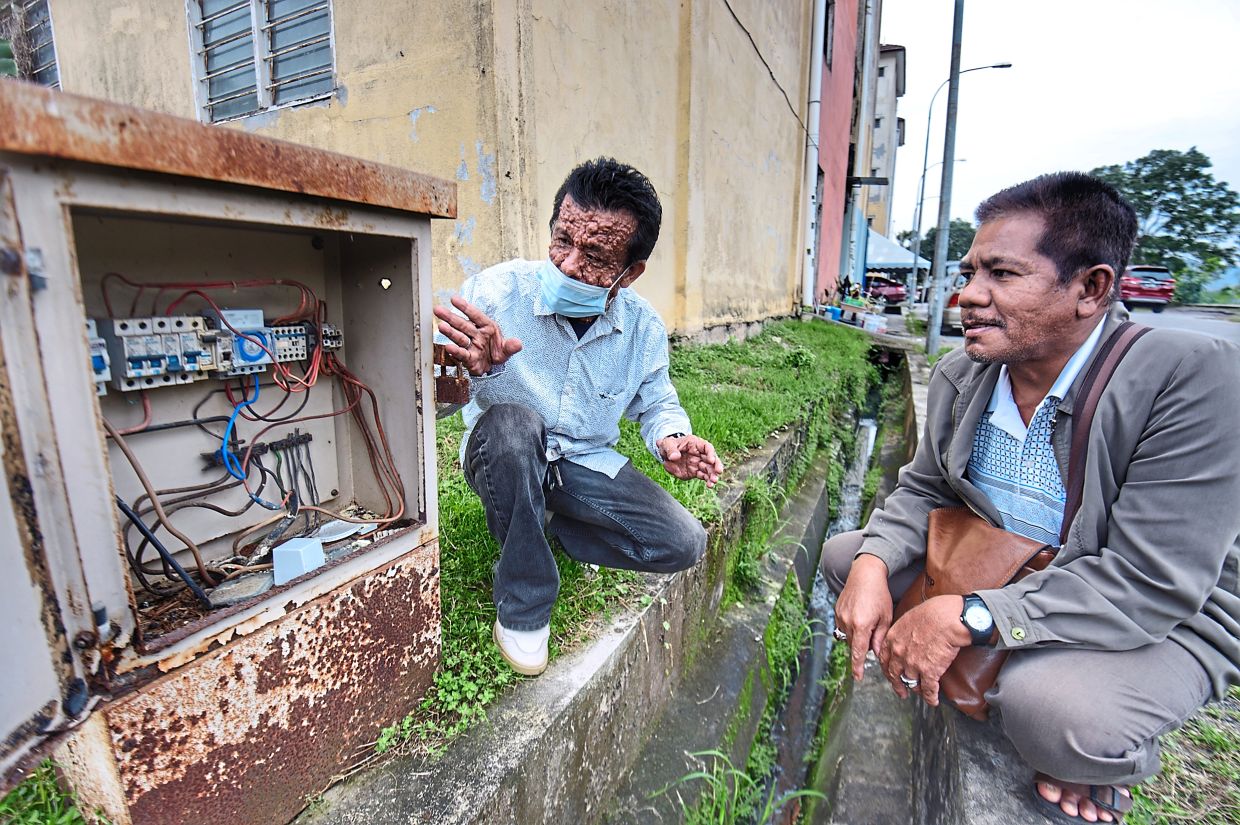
[85,308,343,395]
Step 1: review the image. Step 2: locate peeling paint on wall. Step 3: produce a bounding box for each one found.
[434,287,457,307]
[475,140,496,204]
[336,83,349,107]
[457,255,482,278]
[456,144,469,181]
[453,216,476,244]
[407,105,437,142]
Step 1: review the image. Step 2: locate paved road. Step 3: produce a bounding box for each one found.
[1124,305,1240,344]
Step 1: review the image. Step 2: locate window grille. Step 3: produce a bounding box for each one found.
[0,0,60,88]
[190,0,334,123]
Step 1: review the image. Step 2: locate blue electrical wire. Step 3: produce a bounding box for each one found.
[219,374,288,511]
[220,374,260,481]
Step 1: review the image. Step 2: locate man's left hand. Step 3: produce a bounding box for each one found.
[658,434,724,488]
[878,594,971,704]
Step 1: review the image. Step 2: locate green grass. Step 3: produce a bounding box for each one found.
[656,749,824,825]
[1128,688,1240,825]
[0,762,108,824]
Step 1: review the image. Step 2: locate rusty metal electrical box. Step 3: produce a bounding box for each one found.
[0,82,455,825]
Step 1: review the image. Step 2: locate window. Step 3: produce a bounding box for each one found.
[189,0,335,123]
[874,117,882,130]
[878,66,886,78]
[824,0,835,69]
[0,0,60,88]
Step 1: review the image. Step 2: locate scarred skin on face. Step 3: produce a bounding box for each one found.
[548,195,642,288]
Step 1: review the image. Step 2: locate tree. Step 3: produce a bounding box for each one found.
[899,218,976,262]
[1090,148,1240,282]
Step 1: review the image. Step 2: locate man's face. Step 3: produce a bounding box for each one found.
[548,195,642,288]
[957,213,1080,366]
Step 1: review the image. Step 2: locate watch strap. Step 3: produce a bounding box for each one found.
[961,593,994,646]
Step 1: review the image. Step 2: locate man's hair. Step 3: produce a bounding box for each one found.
[550,158,663,266]
[974,172,1138,288]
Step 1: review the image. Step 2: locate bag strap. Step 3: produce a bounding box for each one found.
[1059,321,1151,544]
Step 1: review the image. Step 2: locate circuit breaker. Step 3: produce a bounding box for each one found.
[0,82,455,825]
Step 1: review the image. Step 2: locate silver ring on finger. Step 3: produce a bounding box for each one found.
[899,673,920,688]
[832,628,848,642]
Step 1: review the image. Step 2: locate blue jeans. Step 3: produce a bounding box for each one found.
[463,403,708,630]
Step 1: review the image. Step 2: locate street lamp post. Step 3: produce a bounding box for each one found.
[905,62,1011,307]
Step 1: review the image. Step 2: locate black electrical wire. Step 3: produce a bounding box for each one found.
[115,496,212,609]
[128,466,269,580]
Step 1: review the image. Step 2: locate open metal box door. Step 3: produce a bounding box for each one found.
[0,169,92,789]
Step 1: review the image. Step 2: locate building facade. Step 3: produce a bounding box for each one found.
[11,0,832,335]
[862,43,905,235]
[810,1,901,304]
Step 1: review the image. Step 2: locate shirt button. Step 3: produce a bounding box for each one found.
[1010,627,1026,641]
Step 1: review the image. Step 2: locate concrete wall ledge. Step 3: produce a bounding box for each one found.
[296,401,840,825]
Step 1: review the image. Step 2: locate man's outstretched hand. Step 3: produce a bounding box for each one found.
[833,553,894,682]
[657,434,724,488]
[433,295,523,376]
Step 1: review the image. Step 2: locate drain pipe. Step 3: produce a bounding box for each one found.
[800,0,828,311]
[843,0,881,288]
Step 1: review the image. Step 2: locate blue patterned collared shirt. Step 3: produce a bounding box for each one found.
[448,260,692,478]
[967,320,1106,544]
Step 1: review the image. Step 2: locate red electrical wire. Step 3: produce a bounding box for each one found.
[112,391,153,436]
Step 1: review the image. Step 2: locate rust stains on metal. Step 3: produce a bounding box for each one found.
[433,344,471,405]
[0,83,456,220]
[104,543,441,825]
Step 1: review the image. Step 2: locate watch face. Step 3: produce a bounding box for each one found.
[964,604,992,631]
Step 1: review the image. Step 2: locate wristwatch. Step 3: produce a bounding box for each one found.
[961,594,995,646]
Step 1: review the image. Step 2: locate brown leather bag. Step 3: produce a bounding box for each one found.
[893,321,1150,720]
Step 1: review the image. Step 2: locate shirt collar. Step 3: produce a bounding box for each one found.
[986,318,1107,442]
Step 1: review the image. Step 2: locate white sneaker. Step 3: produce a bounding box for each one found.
[493,620,550,676]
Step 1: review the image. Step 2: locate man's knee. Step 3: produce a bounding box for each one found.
[819,529,867,595]
[646,508,708,572]
[991,652,1140,777]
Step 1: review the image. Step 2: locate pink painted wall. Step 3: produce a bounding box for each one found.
[815,0,861,303]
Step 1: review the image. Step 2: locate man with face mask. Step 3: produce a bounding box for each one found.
[433,158,723,676]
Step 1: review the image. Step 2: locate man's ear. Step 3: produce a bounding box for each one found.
[619,260,646,288]
[1077,264,1115,317]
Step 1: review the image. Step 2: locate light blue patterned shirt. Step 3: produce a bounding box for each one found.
[967,320,1106,544]
[448,260,692,478]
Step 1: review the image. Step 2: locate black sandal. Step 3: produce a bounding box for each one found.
[1032,772,1134,823]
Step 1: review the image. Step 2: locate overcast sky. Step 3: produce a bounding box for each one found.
[881,0,1240,239]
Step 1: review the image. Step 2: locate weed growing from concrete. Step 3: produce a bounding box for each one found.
[0,762,110,824]
[655,749,824,825]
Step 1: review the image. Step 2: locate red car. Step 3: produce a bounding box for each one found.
[1120,265,1175,313]
[865,276,908,311]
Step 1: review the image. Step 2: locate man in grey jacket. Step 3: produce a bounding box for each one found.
[822,172,1240,822]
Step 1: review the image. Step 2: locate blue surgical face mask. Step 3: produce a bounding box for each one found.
[538,258,629,318]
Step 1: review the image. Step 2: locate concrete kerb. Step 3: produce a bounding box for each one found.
[296,403,843,825]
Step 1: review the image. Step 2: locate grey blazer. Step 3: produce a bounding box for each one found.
[859,305,1240,698]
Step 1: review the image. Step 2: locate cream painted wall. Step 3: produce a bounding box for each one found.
[50,0,196,118]
[44,0,816,333]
